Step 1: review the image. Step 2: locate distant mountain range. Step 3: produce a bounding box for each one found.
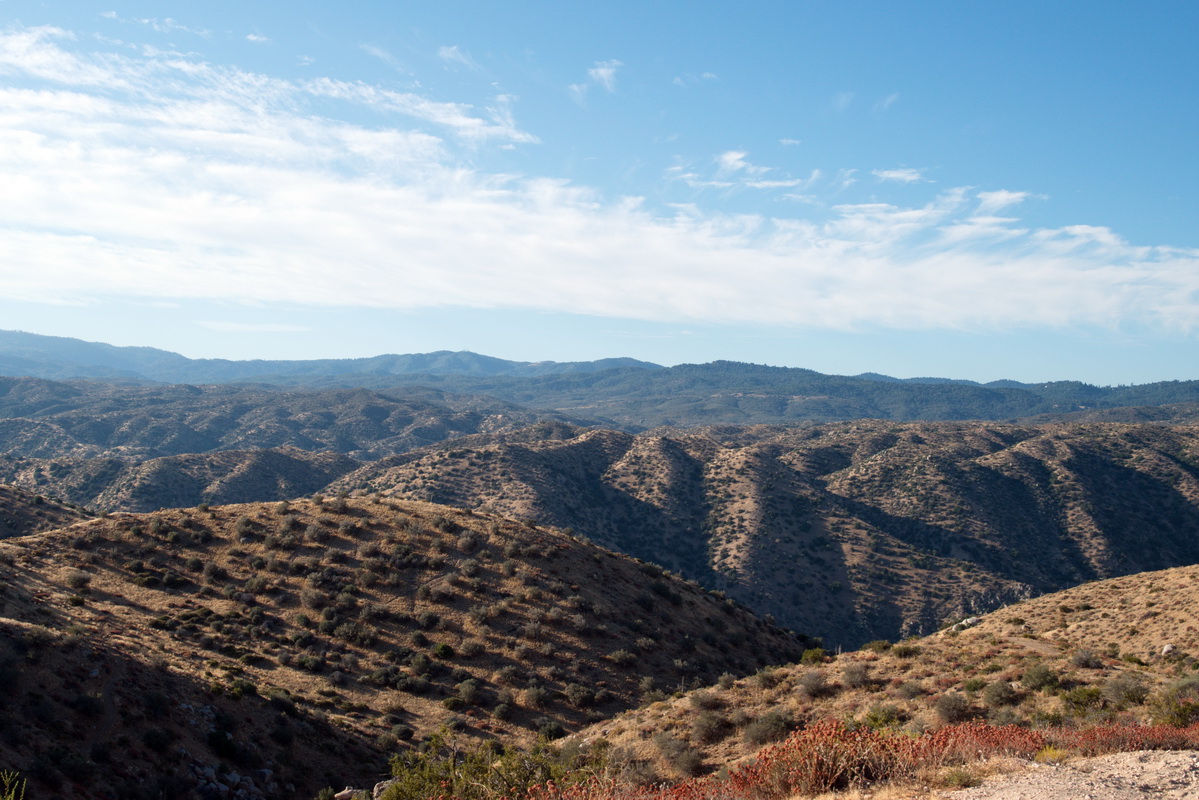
[3,329,1199,429]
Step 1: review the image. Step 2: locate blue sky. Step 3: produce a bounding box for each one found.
[1,1,1197,383]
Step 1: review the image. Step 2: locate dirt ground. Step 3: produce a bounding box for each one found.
[945,750,1199,799]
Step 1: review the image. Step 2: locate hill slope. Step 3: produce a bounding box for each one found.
[0,497,806,798]
[333,420,1199,648]
[574,563,1199,782]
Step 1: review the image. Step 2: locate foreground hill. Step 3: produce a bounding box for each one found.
[0,497,805,798]
[574,563,1199,783]
[333,420,1199,648]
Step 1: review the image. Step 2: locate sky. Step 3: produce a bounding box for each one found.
[0,1,1197,384]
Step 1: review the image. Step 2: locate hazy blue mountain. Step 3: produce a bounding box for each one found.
[0,329,662,383]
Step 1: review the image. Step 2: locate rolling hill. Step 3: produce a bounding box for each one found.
[0,497,806,798]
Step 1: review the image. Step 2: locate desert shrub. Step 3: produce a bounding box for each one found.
[65,570,91,590]
[982,681,1019,708]
[797,669,829,698]
[862,639,892,652]
[1071,649,1103,669]
[744,709,792,745]
[690,690,722,710]
[524,686,549,709]
[717,672,737,689]
[1062,686,1104,714]
[1149,676,1199,726]
[800,647,828,665]
[432,643,455,659]
[935,692,972,723]
[892,643,922,658]
[753,667,784,689]
[693,710,731,743]
[562,683,595,709]
[654,732,704,776]
[963,677,986,692]
[862,703,905,729]
[459,639,484,658]
[842,663,869,688]
[1022,662,1060,692]
[1104,672,1149,707]
[897,680,925,700]
[608,649,636,667]
[335,621,378,647]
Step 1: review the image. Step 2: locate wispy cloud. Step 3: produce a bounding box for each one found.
[246,34,270,44]
[200,321,311,333]
[1,25,1196,336]
[101,12,210,38]
[588,59,622,91]
[360,44,404,72]
[977,189,1030,214]
[570,59,622,104]
[833,91,854,112]
[438,45,481,73]
[873,167,926,183]
[873,92,899,112]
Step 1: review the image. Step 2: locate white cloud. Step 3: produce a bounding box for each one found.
[873,167,926,183]
[977,189,1029,214]
[780,138,802,146]
[246,34,270,44]
[587,59,622,92]
[0,25,1196,336]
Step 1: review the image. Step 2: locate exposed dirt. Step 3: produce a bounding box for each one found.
[946,750,1199,799]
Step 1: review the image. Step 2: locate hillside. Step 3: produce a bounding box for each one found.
[0,377,594,460]
[6,332,1199,429]
[0,497,806,798]
[0,484,92,539]
[572,563,1199,783]
[331,420,1199,648]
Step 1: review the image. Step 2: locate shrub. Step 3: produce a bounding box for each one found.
[1149,677,1199,726]
[65,570,91,590]
[982,681,1019,708]
[842,663,869,688]
[1104,673,1149,707]
[1071,649,1104,669]
[935,692,972,723]
[862,703,905,729]
[862,639,892,652]
[693,710,731,743]
[892,644,922,658]
[563,683,595,709]
[897,680,925,700]
[1022,662,1060,692]
[744,709,792,745]
[432,643,455,659]
[1062,686,1104,714]
[800,647,827,665]
[797,669,828,698]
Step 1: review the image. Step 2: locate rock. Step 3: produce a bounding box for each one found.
[334,788,364,800]
[1162,643,1176,656]
[373,778,399,799]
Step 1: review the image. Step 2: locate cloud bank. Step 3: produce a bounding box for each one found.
[1,25,1197,334]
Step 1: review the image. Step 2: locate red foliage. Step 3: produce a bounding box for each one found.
[513,721,1199,800]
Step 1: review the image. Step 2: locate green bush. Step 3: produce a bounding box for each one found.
[1022,662,1060,692]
